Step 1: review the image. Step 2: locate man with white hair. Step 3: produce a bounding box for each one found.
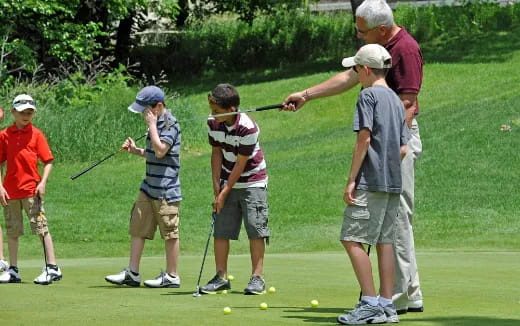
[283,0,424,317]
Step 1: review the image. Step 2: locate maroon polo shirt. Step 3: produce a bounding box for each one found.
[385,27,424,115]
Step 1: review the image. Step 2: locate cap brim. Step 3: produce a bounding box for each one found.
[128,102,146,113]
[341,57,356,68]
[14,104,36,111]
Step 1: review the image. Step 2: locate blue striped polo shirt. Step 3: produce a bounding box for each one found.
[140,110,182,202]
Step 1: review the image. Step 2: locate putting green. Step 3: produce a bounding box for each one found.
[1,251,519,325]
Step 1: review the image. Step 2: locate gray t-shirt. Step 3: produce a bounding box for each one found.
[352,85,409,193]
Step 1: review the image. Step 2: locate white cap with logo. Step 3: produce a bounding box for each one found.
[341,44,392,69]
[12,94,37,111]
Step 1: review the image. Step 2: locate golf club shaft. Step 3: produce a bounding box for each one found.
[183,103,283,121]
[71,103,282,181]
[358,244,371,301]
[70,133,147,180]
[195,212,217,290]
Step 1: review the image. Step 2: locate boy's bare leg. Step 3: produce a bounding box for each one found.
[214,238,229,277]
[165,238,179,275]
[0,228,4,260]
[249,238,265,276]
[41,232,57,265]
[342,240,377,297]
[7,236,19,266]
[129,236,145,273]
[376,243,395,299]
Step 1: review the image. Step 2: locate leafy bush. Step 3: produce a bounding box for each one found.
[132,9,355,78]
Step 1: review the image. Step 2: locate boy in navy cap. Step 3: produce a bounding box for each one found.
[105,86,182,288]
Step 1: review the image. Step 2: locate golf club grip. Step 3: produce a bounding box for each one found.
[254,104,284,111]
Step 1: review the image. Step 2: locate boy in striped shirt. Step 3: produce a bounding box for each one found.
[200,84,270,295]
[105,86,182,288]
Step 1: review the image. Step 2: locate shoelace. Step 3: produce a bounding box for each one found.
[249,276,263,287]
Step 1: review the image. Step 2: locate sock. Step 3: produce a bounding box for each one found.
[167,273,177,279]
[47,264,58,271]
[361,295,379,306]
[378,296,393,307]
[129,270,139,276]
[9,265,19,273]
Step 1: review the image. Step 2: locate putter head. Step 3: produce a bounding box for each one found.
[193,286,202,297]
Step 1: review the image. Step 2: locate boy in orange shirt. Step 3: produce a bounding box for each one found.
[0,94,62,285]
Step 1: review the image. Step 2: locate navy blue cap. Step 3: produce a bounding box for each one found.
[128,86,165,113]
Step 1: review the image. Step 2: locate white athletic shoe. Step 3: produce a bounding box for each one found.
[0,267,21,283]
[34,266,62,285]
[381,303,399,323]
[0,259,8,272]
[338,300,387,325]
[144,271,180,288]
[105,268,141,287]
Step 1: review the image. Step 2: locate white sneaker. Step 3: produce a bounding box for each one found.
[338,300,387,325]
[381,303,399,323]
[144,271,180,288]
[0,259,8,272]
[34,266,62,285]
[105,268,141,287]
[0,267,21,283]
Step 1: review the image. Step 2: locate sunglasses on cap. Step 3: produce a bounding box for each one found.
[13,99,36,107]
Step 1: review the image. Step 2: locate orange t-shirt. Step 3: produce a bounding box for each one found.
[0,123,54,199]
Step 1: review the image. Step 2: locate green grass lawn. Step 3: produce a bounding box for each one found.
[2,252,519,325]
[1,25,520,326]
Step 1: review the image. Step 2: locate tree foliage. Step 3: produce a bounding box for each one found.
[193,0,306,25]
[0,0,179,83]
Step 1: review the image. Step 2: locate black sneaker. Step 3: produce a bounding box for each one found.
[199,274,230,294]
[244,275,265,295]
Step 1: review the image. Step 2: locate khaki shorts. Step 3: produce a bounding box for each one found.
[340,190,399,246]
[129,191,180,240]
[214,187,269,240]
[3,197,49,237]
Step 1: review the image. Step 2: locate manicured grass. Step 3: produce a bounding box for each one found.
[4,48,520,259]
[2,252,519,325]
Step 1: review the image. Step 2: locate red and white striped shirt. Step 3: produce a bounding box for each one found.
[207,113,267,188]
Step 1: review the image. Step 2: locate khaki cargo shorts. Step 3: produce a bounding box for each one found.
[129,191,180,240]
[3,196,49,237]
[340,190,399,246]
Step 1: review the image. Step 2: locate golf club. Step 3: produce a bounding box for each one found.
[358,244,371,301]
[193,211,217,297]
[70,133,147,180]
[37,196,51,285]
[70,103,284,180]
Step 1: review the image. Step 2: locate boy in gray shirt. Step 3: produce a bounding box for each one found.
[338,44,409,325]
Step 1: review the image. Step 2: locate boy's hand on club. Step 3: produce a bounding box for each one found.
[35,182,46,199]
[213,191,229,214]
[122,137,137,153]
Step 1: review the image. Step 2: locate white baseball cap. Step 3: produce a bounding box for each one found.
[12,94,37,111]
[342,44,392,69]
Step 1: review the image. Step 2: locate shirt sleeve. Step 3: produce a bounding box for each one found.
[392,50,423,95]
[36,131,54,163]
[353,90,375,132]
